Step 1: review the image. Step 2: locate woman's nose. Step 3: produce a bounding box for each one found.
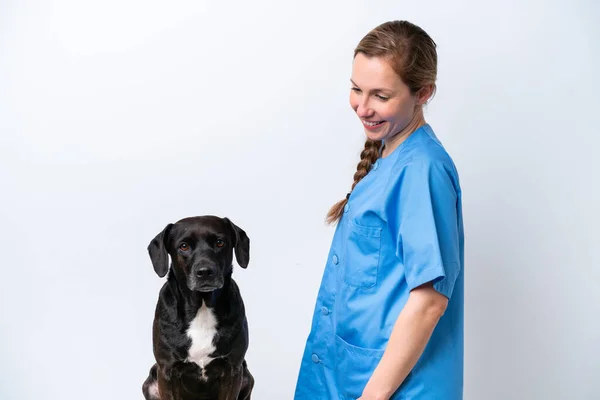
[356,102,373,118]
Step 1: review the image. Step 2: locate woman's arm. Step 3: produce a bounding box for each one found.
[358,283,449,400]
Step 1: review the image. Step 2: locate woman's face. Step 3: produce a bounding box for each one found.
[349,53,420,143]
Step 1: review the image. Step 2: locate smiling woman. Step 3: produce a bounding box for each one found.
[294,20,464,400]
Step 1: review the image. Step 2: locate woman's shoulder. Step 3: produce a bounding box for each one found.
[393,127,458,176]
[383,126,461,196]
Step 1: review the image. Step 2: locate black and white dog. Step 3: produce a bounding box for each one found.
[142,215,254,400]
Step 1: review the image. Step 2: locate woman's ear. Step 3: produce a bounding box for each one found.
[416,84,435,105]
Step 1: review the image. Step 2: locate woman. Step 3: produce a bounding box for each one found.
[294,20,464,400]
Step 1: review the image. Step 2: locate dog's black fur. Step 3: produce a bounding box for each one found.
[142,215,254,400]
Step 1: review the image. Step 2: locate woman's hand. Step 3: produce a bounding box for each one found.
[357,384,391,400]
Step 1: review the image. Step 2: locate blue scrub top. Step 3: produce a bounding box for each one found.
[294,124,464,400]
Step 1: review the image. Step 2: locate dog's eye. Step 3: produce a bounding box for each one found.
[179,243,190,251]
[216,239,225,248]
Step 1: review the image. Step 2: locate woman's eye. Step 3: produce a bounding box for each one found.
[179,243,189,251]
[351,86,361,92]
[376,94,389,101]
[216,239,225,248]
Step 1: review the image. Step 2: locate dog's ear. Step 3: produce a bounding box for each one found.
[147,223,173,277]
[224,218,250,269]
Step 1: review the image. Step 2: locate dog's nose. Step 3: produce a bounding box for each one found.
[196,267,215,279]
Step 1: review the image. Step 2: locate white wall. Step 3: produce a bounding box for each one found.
[1,1,598,399]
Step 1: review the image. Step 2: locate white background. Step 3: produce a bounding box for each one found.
[1,0,599,399]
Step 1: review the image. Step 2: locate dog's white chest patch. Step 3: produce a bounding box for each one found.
[186,301,218,373]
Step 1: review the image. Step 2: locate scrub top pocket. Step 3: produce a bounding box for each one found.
[334,334,385,399]
[342,220,382,289]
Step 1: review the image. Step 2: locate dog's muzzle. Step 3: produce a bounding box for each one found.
[188,265,223,292]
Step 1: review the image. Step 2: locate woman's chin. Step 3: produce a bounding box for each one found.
[364,130,387,142]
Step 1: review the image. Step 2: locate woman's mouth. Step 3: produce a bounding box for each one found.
[362,120,385,130]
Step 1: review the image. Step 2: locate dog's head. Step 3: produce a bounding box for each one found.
[147,215,250,292]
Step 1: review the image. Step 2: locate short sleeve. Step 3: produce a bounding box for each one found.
[391,158,461,299]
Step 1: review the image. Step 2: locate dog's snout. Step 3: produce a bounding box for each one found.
[189,263,222,292]
[196,267,215,279]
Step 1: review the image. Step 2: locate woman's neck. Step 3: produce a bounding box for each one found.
[381,110,426,158]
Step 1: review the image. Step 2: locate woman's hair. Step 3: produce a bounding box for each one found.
[325,20,438,225]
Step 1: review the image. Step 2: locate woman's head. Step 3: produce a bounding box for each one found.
[350,20,438,144]
[326,20,438,225]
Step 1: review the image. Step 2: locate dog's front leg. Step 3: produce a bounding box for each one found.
[218,366,243,400]
[237,363,254,400]
[157,367,177,400]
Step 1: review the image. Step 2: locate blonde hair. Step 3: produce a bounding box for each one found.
[326,20,438,225]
